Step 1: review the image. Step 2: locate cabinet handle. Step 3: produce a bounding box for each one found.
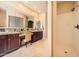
[8,39,10,40]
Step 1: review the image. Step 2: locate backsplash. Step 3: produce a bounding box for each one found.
[0,27,25,33]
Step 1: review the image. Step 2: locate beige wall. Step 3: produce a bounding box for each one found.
[57,1,75,15]
[53,1,77,56]
[72,2,79,55]
[0,10,6,27]
[56,12,76,56]
[53,1,58,56]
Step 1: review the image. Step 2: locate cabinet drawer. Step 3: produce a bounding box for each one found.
[9,34,18,37]
[0,35,7,39]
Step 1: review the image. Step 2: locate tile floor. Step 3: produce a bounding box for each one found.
[4,38,50,57]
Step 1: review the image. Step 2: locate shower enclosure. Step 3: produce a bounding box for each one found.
[55,1,79,56]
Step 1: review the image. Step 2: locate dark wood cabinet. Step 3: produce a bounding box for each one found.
[0,35,8,56]
[8,34,20,52]
[31,31,43,43]
[0,34,20,56]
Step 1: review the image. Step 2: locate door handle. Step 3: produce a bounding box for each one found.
[74,24,79,29]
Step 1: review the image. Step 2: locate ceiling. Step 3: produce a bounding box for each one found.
[20,1,47,13]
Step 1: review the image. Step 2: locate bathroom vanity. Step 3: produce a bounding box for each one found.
[30,31,43,43]
[0,8,43,56]
[0,32,20,56]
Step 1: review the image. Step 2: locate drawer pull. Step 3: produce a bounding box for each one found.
[8,39,10,40]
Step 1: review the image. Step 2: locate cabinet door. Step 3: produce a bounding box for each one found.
[0,35,8,56]
[8,34,20,51]
[13,34,20,49]
[31,31,43,43]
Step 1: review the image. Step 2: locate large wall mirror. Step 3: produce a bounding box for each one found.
[28,20,34,28]
[9,16,24,27]
[36,21,41,29]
